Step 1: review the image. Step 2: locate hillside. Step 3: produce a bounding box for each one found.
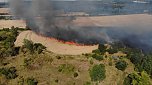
[0,28,152,85]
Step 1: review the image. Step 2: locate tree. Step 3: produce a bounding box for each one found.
[23,39,34,53]
[92,54,104,61]
[123,71,151,85]
[10,26,18,37]
[115,60,127,71]
[89,64,106,82]
[23,39,46,54]
[33,43,46,54]
[98,44,107,54]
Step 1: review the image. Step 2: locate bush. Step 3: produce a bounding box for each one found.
[24,58,32,67]
[33,43,46,54]
[84,82,91,85]
[26,77,38,85]
[10,26,18,37]
[73,72,78,78]
[58,64,75,74]
[92,49,101,54]
[55,79,59,83]
[115,60,127,71]
[0,67,18,79]
[23,39,34,53]
[98,44,106,54]
[89,64,106,82]
[23,39,46,54]
[0,28,20,57]
[123,71,151,85]
[140,55,152,76]
[89,58,94,65]
[128,53,152,76]
[92,54,104,61]
[106,48,118,54]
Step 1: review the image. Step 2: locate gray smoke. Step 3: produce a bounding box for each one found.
[9,0,111,43]
[9,0,152,51]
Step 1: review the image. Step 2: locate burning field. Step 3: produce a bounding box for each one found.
[15,30,98,55]
[8,0,152,53]
[13,14,152,54]
[1,0,152,85]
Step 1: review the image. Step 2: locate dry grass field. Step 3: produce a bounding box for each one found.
[2,51,134,85]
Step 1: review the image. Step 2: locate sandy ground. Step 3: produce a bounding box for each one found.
[15,30,98,55]
[0,20,26,29]
[0,8,10,14]
[0,14,151,29]
[73,14,152,28]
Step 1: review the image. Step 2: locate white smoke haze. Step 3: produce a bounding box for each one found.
[9,0,152,51]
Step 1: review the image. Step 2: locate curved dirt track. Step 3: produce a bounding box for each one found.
[15,31,98,55]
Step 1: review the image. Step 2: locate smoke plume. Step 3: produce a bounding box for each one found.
[9,0,152,51]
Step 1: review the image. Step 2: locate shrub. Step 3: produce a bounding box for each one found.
[56,56,62,59]
[89,64,106,82]
[0,67,18,79]
[58,64,75,74]
[92,54,104,61]
[23,39,34,53]
[106,48,118,54]
[109,61,113,66]
[92,49,101,54]
[0,28,20,57]
[26,77,38,85]
[73,72,78,78]
[33,43,46,54]
[140,55,152,76]
[84,82,91,85]
[98,44,106,54]
[89,58,94,65]
[115,60,127,71]
[129,53,152,76]
[10,26,18,37]
[55,79,59,83]
[123,71,151,85]
[24,58,32,67]
[23,39,46,54]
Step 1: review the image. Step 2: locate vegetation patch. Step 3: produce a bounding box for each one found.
[58,64,75,74]
[22,39,46,54]
[115,60,128,71]
[26,77,38,85]
[73,72,79,78]
[92,54,104,61]
[89,64,106,82]
[123,71,151,85]
[0,27,19,57]
[0,67,18,79]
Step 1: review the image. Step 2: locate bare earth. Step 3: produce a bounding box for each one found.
[0,20,26,29]
[73,14,152,28]
[15,30,98,55]
[0,8,10,14]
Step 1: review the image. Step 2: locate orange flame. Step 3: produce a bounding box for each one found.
[34,32,90,46]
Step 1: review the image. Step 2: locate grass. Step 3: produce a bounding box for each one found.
[0,50,136,85]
